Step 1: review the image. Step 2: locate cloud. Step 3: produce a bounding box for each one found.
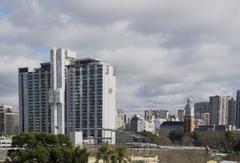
[1,0,240,113]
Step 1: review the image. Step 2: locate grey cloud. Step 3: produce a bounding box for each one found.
[1,0,240,113]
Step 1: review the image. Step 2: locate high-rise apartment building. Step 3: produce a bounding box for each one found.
[194,102,210,119]
[19,48,116,144]
[200,112,210,125]
[49,48,76,135]
[116,109,125,130]
[177,109,184,122]
[131,114,145,132]
[236,90,240,129]
[210,95,232,125]
[66,58,116,143]
[19,63,51,132]
[228,97,236,126]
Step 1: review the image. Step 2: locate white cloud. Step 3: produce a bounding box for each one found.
[1,0,240,113]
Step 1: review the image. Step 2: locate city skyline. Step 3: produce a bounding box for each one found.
[1,0,240,112]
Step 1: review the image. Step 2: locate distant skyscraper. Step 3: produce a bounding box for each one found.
[144,110,169,120]
[131,114,145,132]
[194,102,210,119]
[184,98,195,133]
[200,113,210,125]
[116,109,125,130]
[210,95,232,125]
[177,109,184,122]
[228,97,236,126]
[0,106,19,136]
[19,48,116,144]
[236,90,240,129]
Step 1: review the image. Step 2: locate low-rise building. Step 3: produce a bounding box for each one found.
[160,121,184,134]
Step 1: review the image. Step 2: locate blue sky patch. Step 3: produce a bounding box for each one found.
[0,4,10,16]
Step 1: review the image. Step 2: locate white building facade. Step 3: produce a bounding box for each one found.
[116,109,125,130]
[66,58,116,144]
[49,48,76,135]
[19,48,116,144]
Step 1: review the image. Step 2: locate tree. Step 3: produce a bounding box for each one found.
[19,145,50,163]
[11,132,37,149]
[181,134,193,146]
[96,144,113,163]
[73,148,90,163]
[153,133,172,146]
[225,131,235,152]
[49,147,64,163]
[8,132,90,163]
[192,132,203,146]
[201,131,225,149]
[57,134,72,147]
[137,131,155,143]
[169,129,184,144]
[35,132,60,147]
[110,147,131,163]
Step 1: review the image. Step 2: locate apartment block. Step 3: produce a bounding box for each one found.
[18,48,116,144]
[0,106,19,136]
[210,95,232,125]
[19,63,51,132]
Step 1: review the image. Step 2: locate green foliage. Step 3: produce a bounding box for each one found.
[73,148,90,163]
[169,129,184,144]
[35,132,60,147]
[137,131,155,142]
[224,151,240,161]
[225,131,235,152]
[96,145,130,163]
[12,132,37,149]
[137,130,172,145]
[49,147,64,163]
[8,132,89,163]
[191,130,240,153]
[110,147,131,163]
[192,132,203,146]
[57,134,72,147]
[96,144,113,163]
[20,145,49,163]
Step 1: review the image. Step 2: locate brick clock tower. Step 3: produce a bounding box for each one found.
[184,98,195,133]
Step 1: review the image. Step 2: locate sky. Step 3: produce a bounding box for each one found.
[1,0,240,113]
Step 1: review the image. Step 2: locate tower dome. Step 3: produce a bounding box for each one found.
[184,98,194,117]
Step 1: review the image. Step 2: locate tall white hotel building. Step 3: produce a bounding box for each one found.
[18,48,116,144]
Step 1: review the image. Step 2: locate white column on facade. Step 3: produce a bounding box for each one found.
[49,48,76,135]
